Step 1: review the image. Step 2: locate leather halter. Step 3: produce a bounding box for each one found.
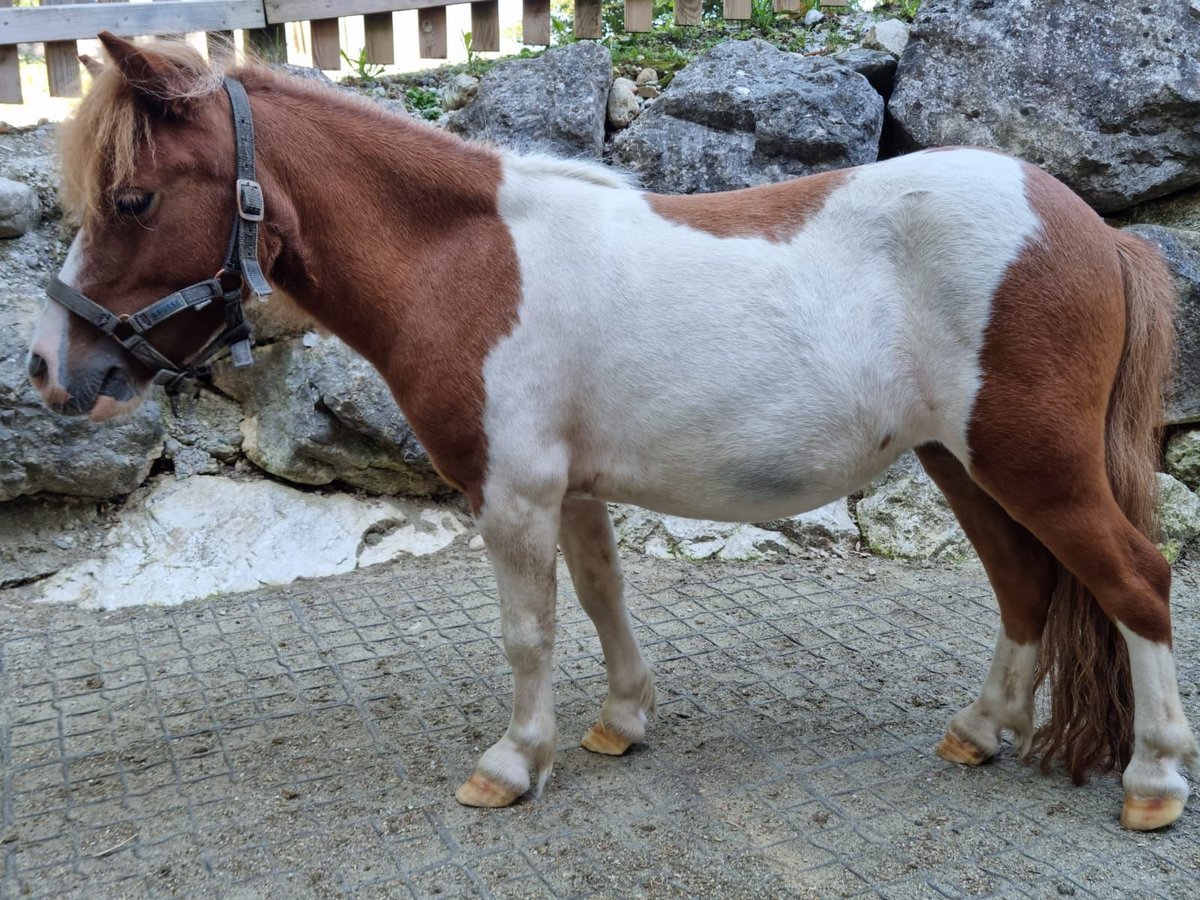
[45,76,272,394]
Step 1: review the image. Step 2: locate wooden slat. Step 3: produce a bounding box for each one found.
[674,0,701,25]
[772,0,802,11]
[43,0,84,99]
[417,5,446,58]
[266,0,452,24]
[722,0,750,19]
[573,0,601,38]
[206,30,235,62]
[2,1,266,45]
[624,0,651,31]
[0,0,20,105]
[522,0,550,46]
[246,22,287,61]
[309,17,340,69]
[363,11,394,65]
[470,0,498,52]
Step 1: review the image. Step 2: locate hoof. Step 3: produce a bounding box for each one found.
[1120,794,1184,831]
[936,731,990,766]
[581,722,632,756]
[454,772,521,808]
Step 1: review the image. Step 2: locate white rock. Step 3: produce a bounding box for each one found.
[36,476,465,609]
[468,534,486,551]
[863,18,911,57]
[635,67,658,85]
[607,77,640,129]
[803,8,824,26]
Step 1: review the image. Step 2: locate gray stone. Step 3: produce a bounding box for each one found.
[862,18,909,57]
[277,64,336,85]
[1157,472,1200,563]
[446,42,612,158]
[212,334,445,497]
[0,177,39,238]
[803,8,824,26]
[1122,226,1200,424]
[889,1,1200,213]
[613,40,882,194]
[0,289,162,502]
[607,77,640,130]
[1166,430,1200,491]
[1121,184,1200,234]
[0,495,101,587]
[442,73,479,112]
[856,455,973,561]
[159,388,243,462]
[832,47,898,99]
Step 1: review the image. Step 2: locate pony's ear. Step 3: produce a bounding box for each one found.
[97,31,202,118]
[78,54,105,78]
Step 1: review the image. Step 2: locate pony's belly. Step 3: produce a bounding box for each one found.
[567,435,900,523]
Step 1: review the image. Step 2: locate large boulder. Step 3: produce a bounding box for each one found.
[212,334,445,497]
[1123,225,1200,425]
[0,285,163,502]
[1157,472,1200,564]
[446,42,611,158]
[612,40,883,194]
[889,1,1200,214]
[855,454,973,561]
[1121,185,1200,235]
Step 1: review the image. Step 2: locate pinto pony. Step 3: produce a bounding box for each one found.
[28,34,1197,830]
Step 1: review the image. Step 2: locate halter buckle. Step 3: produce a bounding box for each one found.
[236,178,264,222]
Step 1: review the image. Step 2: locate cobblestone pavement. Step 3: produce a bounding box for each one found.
[2,551,1199,899]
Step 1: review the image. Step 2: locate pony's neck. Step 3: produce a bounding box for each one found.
[244,68,507,367]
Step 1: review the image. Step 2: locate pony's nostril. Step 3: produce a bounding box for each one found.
[28,353,48,383]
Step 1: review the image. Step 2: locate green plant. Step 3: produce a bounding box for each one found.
[340,47,384,81]
[461,30,479,65]
[875,0,920,20]
[406,85,443,120]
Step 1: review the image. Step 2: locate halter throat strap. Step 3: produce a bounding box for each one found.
[45,75,271,394]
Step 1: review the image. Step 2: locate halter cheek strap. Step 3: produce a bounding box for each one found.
[46,75,272,394]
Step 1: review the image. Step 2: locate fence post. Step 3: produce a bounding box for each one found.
[772,0,803,12]
[0,0,20,104]
[309,17,341,69]
[418,6,447,58]
[522,0,550,46]
[625,0,652,32]
[675,0,701,25]
[247,23,288,62]
[42,0,86,98]
[470,1,500,52]
[573,0,601,38]
[723,0,751,19]
[364,12,395,65]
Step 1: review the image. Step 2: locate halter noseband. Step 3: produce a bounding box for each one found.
[46,76,272,394]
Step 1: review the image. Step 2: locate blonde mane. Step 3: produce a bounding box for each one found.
[59,39,224,223]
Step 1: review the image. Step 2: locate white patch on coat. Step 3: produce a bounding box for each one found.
[948,628,1039,756]
[29,232,84,394]
[1118,625,1197,801]
[483,148,1040,522]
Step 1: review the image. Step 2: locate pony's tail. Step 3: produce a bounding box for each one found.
[1031,229,1177,783]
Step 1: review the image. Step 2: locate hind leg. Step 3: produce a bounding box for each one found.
[971,452,1197,830]
[916,444,1057,765]
[560,499,655,755]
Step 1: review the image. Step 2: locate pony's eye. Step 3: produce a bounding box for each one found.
[114,191,154,218]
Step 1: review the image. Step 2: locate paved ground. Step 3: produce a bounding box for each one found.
[1,550,1198,899]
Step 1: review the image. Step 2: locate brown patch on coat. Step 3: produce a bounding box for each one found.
[961,162,1176,782]
[56,37,521,514]
[647,168,850,243]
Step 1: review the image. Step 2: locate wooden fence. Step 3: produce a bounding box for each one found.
[0,0,848,104]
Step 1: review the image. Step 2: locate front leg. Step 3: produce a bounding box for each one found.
[455,485,562,808]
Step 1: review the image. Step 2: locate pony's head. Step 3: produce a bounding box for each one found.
[29,33,271,420]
